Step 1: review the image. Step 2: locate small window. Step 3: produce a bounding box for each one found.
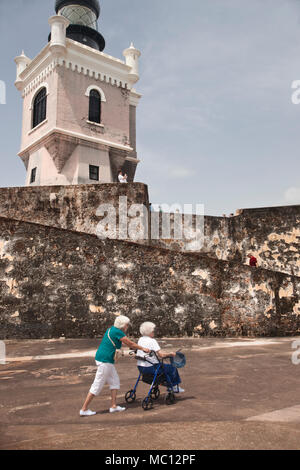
[89,165,99,181]
[89,89,101,123]
[32,88,47,129]
[30,167,37,184]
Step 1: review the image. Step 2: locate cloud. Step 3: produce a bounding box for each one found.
[137,146,193,180]
[284,187,300,203]
[169,167,193,179]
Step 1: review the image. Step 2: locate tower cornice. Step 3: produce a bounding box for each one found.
[16,39,142,97]
[17,43,51,83]
[18,127,134,159]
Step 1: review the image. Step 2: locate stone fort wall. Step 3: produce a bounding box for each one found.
[0,184,298,277]
[0,183,149,236]
[151,205,300,277]
[0,216,299,339]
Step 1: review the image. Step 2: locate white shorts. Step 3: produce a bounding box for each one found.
[89,361,120,396]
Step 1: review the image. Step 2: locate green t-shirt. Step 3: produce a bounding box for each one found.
[95,327,126,364]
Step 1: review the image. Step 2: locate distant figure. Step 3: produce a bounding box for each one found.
[248,254,257,267]
[118,170,127,183]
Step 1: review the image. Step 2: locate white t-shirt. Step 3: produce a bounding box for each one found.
[118,174,128,183]
[136,336,161,368]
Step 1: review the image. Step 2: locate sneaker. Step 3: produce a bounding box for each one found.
[173,385,185,393]
[80,409,96,417]
[109,406,126,413]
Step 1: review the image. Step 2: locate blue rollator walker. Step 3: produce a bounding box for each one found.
[125,350,186,411]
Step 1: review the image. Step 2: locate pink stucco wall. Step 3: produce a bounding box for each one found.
[20,72,58,151]
[56,66,130,146]
[20,65,131,155]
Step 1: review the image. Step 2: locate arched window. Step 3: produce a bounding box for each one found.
[89,89,101,123]
[32,88,47,129]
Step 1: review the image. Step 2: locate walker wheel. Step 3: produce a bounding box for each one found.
[142,397,153,411]
[125,390,136,403]
[165,392,176,405]
[150,387,160,400]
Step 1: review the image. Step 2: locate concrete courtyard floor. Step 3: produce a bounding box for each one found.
[0,336,300,450]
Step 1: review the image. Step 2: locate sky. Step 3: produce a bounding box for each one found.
[0,0,300,215]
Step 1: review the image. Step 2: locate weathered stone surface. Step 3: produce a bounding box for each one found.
[151,205,300,277]
[0,217,299,339]
[0,186,298,277]
[0,183,149,235]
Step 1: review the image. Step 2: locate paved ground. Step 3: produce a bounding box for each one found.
[0,336,300,450]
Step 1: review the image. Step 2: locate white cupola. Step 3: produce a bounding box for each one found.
[123,43,141,83]
[14,51,31,90]
[48,14,70,55]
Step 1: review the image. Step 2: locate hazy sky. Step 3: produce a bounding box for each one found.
[0,0,300,215]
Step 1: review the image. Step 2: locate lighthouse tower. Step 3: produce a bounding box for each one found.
[14,0,142,186]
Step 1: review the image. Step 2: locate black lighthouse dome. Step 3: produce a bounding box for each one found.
[55,0,101,18]
[53,0,105,51]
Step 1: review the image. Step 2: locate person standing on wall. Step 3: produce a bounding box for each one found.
[248,254,258,267]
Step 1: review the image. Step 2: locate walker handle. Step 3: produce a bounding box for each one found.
[129,350,137,357]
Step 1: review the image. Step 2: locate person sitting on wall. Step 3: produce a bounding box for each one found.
[136,322,185,393]
[118,170,124,183]
[118,170,128,183]
[248,254,258,267]
[80,315,150,416]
